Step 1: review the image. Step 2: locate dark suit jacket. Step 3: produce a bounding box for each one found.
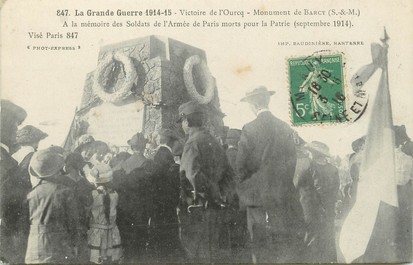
[180,128,235,206]
[236,111,304,235]
[0,147,23,262]
[151,146,180,224]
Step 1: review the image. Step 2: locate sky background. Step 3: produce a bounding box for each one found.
[1,0,413,157]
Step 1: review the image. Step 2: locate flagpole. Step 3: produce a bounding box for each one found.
[381,28,393,121]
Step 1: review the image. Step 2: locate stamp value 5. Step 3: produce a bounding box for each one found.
[289,53,347,125]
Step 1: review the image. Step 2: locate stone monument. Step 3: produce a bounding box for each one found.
[65,35,225,152]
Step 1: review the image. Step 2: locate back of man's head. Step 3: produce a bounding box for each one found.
[248,94,270,109]
[186,112,205,128]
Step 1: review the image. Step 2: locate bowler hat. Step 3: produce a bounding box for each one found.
[1,100,27,125]
[16,125,48,145]
[29,149,65,178]
[240,86,275,102]
[176,101,205,122]
[306,141,330,157]
[127,132,147,147]
[90,163,113,184]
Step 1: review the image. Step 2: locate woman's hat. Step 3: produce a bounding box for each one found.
[29,149,65,178]
[240,86,275,102]
[1,99,27,125]
[351,136,366,153]
[74,134,95,152]
[90,163,113,184]
[127,132,148,147]
[305,141,331,157]
[16,125,48,145]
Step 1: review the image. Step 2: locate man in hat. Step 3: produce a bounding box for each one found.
[122,132,149,174]
[304,141,339,262]
[115,132,153,263]
[148,129,185,262]
[25,149,80,263]
[236,86,305,263]
[0,99,27,263]
[178,100,235,263]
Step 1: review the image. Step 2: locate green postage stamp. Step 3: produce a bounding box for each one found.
[288,53,347,126]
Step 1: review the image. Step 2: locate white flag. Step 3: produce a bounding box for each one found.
[339,31,398,263]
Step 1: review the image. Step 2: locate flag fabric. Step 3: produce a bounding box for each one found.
[350,43,386,93]
[62,108,78,151]
[339,32,399,263]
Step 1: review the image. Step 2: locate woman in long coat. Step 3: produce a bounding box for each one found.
[25,149,80,264]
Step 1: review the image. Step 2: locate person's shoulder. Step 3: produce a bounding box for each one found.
[325,162,339,174]
[186,129,212,146]
[243,115,263,130]
[36,180,70,195]
[56,181,76,194]
[0,148,18,170]
[154,146,172,159]
[269,114,294,132]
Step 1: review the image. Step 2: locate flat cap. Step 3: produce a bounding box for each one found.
[177,100,205,122]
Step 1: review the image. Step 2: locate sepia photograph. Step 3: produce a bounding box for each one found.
[1,0,412,263]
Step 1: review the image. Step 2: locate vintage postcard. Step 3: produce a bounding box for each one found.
[1,0,412,264]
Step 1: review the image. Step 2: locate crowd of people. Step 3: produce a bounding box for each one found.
[0,85,412,264]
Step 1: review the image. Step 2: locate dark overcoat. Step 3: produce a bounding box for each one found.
[180,128,235,205]
[0,147,28,263]
[149,146,184,262]
[236,111,304,235]
[114,155,153,263]
[179,128,235,263]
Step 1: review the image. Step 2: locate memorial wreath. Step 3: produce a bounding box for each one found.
[92,51,138,103]
[183,55,215,104]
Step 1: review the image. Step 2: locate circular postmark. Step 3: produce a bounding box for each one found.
[288,50,365,126]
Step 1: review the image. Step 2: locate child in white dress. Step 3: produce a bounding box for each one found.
[88,163,122,264]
